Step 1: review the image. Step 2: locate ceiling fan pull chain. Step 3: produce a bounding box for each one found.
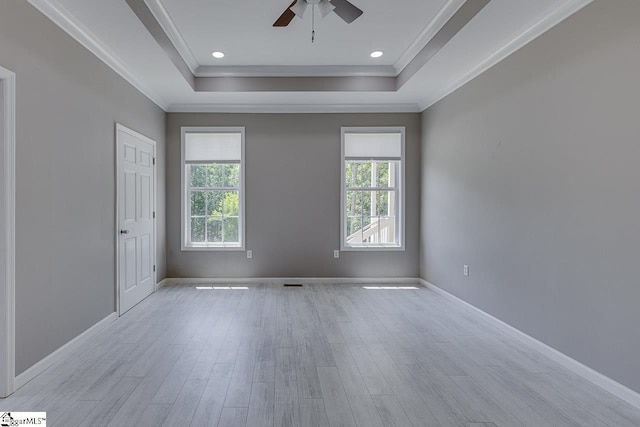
[312,5,315,43]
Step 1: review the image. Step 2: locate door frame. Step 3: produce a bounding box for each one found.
[1,66,16,397]
[115,123,157,317]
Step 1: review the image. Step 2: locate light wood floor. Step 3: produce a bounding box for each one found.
[2,283,640,427]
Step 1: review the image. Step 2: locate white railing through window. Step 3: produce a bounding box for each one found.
[346,216,395,244]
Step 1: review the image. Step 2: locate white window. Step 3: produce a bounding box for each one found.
[341,127,405,250]
[181,127,245,250]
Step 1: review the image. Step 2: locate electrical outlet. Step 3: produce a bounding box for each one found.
[334,250,340,259]
[247,250,253,259]
[463,264,469,277]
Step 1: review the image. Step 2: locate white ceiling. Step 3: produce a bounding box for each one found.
[162,0,449,67]
[26,0,593,112]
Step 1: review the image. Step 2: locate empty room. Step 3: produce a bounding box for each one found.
[1,0,640,426]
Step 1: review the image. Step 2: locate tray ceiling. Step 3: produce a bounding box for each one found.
[25,0,593,112]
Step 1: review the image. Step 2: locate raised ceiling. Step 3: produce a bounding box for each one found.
[26,0,592,112]
[162,0,449,68]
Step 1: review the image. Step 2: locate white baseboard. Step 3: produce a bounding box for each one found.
[155,278,170,290]
[419,279,640,409]
[163,277,420,286]
[14,312,117,390]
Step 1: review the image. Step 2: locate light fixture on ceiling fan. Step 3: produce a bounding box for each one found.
[273,0,363,43]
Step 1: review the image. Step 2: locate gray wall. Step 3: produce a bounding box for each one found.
[420,0,640,393]
[167,113,420,278]
[0,0,166,375]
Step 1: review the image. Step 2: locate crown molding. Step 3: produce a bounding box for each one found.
[26,0,169,111]
[145,0,199,73]
[393,0,466,73]
[418,0,593,111]
[195,65,397,78]
[167,103,421,114]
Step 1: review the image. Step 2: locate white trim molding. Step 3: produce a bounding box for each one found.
[145,0,199,73]
[163,277,420,286]
[419,279,640,410]
[25,0,168,110]
[393,0,466,73]
[156,278,170,290]
[419,0,593,111]
[14,313,117,390]
[0,66,16,398]
[168,103,422,114]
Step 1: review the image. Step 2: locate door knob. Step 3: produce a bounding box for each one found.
[120,229,129,234]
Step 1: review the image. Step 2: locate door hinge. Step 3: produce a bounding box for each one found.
[153,157,156,165]
[153,211,156,218]
[153,265,156,272]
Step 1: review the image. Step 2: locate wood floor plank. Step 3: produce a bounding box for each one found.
[246,382,275,427]
[217,407,248,427]
[398,363,471,427]
[366,342,442,427]
[330,343,385,427]
[225,332,260,408]
[370,395,413,427]
[295,340,323,399]
[191,363,234,427]
[300,399,330,427]
[161,379,207,426]
[484,365,582,427]
[53,399,99,427]
[106,344,185,427]
[449,374,524,427]
[79,376,142,427]
[345,343,393,396]
[274,348,299,427]
[134,403,172,427]
[151,344,203,404]
[317,367,357,427]
[189,345,221,380]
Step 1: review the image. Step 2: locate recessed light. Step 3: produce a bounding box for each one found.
[212,51,225,59]
[370,51,383,58]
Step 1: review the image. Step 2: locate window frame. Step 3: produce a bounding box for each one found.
[181,127,246,251]
[340,127,405,251]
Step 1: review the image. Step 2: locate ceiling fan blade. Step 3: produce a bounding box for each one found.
[273,0,298,27]
[329,0,363,23]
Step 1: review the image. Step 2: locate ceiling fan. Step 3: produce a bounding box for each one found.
[274,0,363,41]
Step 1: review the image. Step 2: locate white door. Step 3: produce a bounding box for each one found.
[117,124,156,315]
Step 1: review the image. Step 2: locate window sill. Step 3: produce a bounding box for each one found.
[182,244,245,252]
[340,245,405,252]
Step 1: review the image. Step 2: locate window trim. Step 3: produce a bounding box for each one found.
[181,126,246,251]
[340,127,405,251]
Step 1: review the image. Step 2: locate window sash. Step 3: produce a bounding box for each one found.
[343,160,400,248]
[186,163,241,246]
